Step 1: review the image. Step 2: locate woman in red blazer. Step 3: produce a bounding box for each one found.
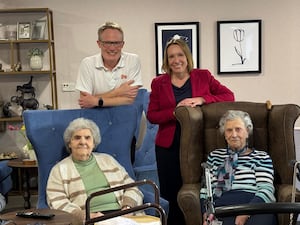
[147,38,234,225]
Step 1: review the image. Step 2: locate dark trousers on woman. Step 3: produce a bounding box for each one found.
[218,214,277,225]
[214,191,278,225]
[156,138,185,225]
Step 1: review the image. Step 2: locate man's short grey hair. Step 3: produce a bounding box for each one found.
[97,21,124,41]
[63,118,101,153]
[219,110,253,135]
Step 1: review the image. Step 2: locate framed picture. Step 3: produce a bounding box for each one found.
[17,22,31,40]
[155,22,200,75]
[31,20,46,40]
[217,20,262,74]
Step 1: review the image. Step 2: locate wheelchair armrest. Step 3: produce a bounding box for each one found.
[85,179,166,224]
[85,202,166,225]
[215,202,300,217]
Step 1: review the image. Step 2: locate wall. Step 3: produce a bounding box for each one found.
[0,0,299,152]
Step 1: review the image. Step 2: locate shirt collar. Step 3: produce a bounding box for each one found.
[95,53,125,71]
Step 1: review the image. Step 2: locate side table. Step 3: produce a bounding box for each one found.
[0,208,76,225]
[7,159,38,209]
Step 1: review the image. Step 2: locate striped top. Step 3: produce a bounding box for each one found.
[206,148,276,203]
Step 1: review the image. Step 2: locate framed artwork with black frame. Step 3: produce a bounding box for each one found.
[217,20,262,74]
[17,22,31,40]
[155,22,200,75]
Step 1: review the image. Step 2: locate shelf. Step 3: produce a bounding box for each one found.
[0,40,52,44]
[0,7,57,110]
[0,117,22,122]
[0,8,51,13]
[0,70,56,75]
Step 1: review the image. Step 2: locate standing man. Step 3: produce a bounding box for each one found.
[76,22,143,108]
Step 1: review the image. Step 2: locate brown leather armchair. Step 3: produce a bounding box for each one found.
[175,101,300,225]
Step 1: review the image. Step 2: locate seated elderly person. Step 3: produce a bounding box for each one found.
[47,118,143,223]
[200,110,277,225]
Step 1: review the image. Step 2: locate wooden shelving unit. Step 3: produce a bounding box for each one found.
[0,8,57,124]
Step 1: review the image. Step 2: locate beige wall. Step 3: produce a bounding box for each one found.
[1,0,300,126]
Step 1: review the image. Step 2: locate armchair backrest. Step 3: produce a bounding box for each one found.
[23,106,138,208]
[201,102,299,185]
[177,102,300,186]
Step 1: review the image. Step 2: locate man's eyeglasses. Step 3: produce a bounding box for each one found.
[99,41,124,47]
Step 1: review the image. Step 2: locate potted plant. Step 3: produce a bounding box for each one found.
[28,48,44,70]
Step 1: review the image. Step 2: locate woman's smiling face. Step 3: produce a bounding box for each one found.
[167,44,188,75]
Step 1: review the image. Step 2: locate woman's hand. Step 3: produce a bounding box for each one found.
[121,205,134,216]
[177,97,205,107]
[202,213,208,225]
[90,211,104,219]
[235,215,250,225]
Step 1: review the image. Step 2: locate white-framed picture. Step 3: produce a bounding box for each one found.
[17,22,31,40]
[217,20,262,74]
[155,22,200,75]
[31,20,46,40]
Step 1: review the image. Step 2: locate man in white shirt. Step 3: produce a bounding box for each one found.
[76,22,143,108]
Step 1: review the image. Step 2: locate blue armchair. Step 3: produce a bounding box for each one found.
[0,160,12,198]
[23,89,168,216]
[133,91,160,193]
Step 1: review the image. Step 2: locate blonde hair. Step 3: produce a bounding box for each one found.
[161,38,194,74]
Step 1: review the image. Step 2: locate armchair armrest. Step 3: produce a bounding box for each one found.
[268,104,300,185]
[175,106,204,225]
[177,183,202,224]
[175,106,204,183]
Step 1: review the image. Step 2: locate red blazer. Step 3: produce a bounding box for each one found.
[147,69,235,148]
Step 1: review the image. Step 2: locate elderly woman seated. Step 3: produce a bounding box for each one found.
[46,118,143,224]
[200,110,277,225]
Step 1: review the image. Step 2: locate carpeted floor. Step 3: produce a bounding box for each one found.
[1,194,38,214]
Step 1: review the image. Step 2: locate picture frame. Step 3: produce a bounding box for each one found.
[17,22,31,40]
[31,20,46,40]
[217,20,262,74]
[155,22,200,75]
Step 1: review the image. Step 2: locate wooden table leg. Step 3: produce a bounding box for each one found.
[23,169,31,209]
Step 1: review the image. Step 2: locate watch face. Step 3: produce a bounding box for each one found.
[98,98,103,107]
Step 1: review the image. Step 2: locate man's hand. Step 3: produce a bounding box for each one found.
[78,92,98,108]
[115,80,139,98]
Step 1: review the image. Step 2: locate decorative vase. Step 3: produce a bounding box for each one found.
[30,55,43,70]
[28,150,37,161]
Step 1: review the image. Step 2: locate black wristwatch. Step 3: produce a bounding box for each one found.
[98,97,104,107]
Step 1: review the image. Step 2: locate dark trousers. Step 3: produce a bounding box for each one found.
[218,214,277,225]
[156,142,185,225]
